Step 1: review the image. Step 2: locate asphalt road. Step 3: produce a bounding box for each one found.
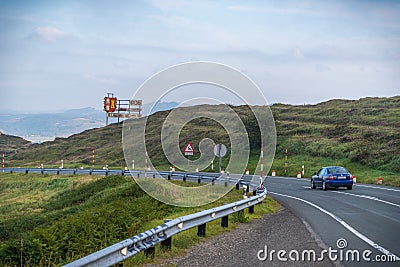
[265,176,400,267]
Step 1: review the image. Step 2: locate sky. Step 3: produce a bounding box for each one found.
[0,0,399,112]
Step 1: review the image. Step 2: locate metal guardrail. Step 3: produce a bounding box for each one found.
[63,188,267,267]
[1,167,254,186]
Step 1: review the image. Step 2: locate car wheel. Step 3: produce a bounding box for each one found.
[347,185,352,190]
[311,180,316,189]
[322,181,327,191]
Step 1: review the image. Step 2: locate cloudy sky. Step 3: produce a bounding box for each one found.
[1,0,399,112]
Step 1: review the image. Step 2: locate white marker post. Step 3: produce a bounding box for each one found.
[260,144,264,190]
[145,150,148,177]
[2,151,4,173]
[92,149,95,169]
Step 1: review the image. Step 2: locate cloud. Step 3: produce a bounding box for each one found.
[293,47,305,59]
[147,14,192,27]
[314,64,332,72]
[32,26,66,42]
[84,74,116,85]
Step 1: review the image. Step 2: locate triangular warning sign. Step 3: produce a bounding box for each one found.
[184,142,194,155]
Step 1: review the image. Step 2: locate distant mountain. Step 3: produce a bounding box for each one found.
[0,107,104,142]
[0,102,179,142]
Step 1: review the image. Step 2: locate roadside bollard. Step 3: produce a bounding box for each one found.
[243,185,248,199]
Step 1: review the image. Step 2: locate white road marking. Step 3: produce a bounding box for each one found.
[267,176,308,181]
[331,191,400,208]
[269,191,400,261]
[354,184,400,192]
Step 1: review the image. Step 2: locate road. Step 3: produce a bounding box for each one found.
[265,176,400,266]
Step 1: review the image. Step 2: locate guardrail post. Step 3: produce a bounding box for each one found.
[10,168,13,174]
[168,173,171,180]
[197,223,206,237]
[41,169,44,175]
[153,173,156,178]
[253,189,257,196]
[25,169,28,174]
[183,174,186,182]
[144,247,155,258]
[105,170,108,176]
[221,215,229,227]
[137,172,140,178]
[57,170,60,175]
[73,169,76,175]
[212,178,215,185]
[197,177,201,184]
[235,183,239,190]
[161,220,172,250]
[249,205,254,214]
[89,169,92,175]
[121,170,124,176]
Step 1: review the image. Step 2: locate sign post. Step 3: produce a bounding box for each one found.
[213,144,227,173]
[184,142,194,169]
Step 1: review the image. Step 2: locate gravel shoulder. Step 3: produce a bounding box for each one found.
[151,207,336,267]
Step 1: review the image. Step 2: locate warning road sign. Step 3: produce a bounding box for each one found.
[184,142,194,156]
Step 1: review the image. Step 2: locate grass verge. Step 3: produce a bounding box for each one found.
[0,173,280,266]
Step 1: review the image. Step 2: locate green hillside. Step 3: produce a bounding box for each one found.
[0,173,279,266]
[2,96,399,185]
[0,132,31,154]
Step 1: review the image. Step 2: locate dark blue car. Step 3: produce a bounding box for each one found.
[311,166,353,190]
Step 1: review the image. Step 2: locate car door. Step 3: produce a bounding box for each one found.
[314,168,326,186]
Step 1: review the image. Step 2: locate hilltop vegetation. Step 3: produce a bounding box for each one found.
[272,97,400,180]
[1,96,399,185]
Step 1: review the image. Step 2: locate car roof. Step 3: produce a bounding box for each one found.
[324,166,345,168]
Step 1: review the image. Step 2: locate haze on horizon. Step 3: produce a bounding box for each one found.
[1,0,399,112]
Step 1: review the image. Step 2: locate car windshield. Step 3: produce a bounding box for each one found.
[327,167,348,174]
